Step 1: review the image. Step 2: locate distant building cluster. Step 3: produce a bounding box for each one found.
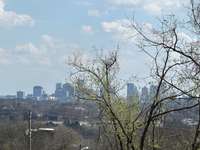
[24,85,49,101]
[126,83,157,104]
[0,82,75,103]
[54,83,75,102]
[0,81,157,104]
[0,81,188,106]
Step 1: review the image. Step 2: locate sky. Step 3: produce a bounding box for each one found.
[0,0,190,95]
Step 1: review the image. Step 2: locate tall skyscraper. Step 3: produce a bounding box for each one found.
[149,84,157,100]
[140,86,149,103]
[127,83,139,103]
[63,83,74,99]
[33,86,43,98]
[55,83,64,100]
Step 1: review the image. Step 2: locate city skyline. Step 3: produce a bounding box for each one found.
[1,80,74,96]
[1,81,153,103]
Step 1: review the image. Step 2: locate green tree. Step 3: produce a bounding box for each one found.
[69,51,142,150]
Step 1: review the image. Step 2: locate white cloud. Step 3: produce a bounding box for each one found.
[74,1,93,6]
[82,25,94,34]
[41,34,59,49]
[0,0,34,27]
[107,0,141,7]
[15,35,67,65]
[15,42,50,65]
[178,32,194,43]
[102,19,137,42]
[16,43,43,55]
[106,0,189,15]
[143,0,189,14]
[0,35,65,65]
[102,19,168,50]
[88,9,101,17]
[0,34,88,67]
[143,2,161,14]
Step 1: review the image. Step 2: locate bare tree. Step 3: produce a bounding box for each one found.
[130,0,200,150]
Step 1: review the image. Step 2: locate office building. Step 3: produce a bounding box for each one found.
[63,83,74,99]
[140,86,149,103]
[17,91,25,99]
[127,83,139,103]
[55,83,64,100]
[33,86,43,98]
[54,82,75,102]
[149,84,157,100]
